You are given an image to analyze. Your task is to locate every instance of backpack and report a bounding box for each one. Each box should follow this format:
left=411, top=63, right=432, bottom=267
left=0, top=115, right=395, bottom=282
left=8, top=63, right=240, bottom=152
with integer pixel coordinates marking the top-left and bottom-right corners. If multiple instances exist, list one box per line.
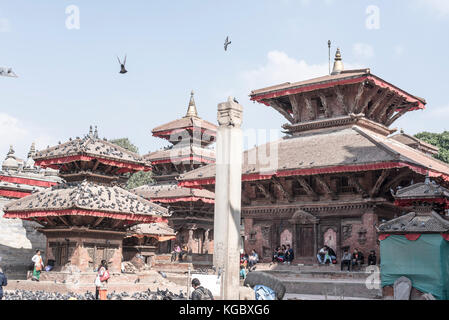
left=100, top=269, right=110, bottom=282
left=194, top=287, right=213, bottom=300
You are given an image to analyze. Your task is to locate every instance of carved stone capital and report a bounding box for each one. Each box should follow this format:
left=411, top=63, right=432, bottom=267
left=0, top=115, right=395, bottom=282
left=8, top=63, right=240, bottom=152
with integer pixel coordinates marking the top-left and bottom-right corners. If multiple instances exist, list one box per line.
left=217, top=97, right=243, bottom=128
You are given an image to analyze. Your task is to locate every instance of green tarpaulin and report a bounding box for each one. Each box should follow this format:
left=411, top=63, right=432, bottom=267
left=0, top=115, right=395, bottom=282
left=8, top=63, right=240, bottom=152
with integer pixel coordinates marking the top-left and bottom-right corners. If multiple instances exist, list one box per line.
left=380, top=234, right=449, bottom=300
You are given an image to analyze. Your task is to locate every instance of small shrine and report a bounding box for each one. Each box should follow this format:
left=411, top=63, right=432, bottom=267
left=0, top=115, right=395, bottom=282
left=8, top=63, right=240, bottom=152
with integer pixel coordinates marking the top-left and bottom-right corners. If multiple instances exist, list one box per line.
left=378, top=176, right=449, bottom=300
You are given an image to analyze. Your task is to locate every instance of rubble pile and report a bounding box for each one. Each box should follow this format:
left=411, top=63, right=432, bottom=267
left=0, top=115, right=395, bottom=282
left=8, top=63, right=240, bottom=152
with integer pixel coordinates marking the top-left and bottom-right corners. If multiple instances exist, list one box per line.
left=4, top=288, right=186, bottom=300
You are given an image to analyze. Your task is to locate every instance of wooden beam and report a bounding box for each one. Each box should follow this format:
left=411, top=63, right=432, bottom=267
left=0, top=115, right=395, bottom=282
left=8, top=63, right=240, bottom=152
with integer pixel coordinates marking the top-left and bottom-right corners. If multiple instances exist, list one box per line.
left=315, top=175, right=338, bottom=200
left=370, top=170, right=390, bottom=198
left=58, top=216, right=70, bottom=227
left=367, top=89, right=391, bottom=118
left=296, top=176, right=319, bottom=201
left=358, top=86, right=380, bottom=115
left=318, top=93, right=332, bottom=118
left=348, top=175, right=369, bottom=198
left=272, top=176, right=294, bottom=202
left=111, top=220, right=123, bottom=228
left=381, top=170, right=411, bottom=194
left=352, top=82, right=366, bottom=114
left=334, top=86, right=348, bottom=114
left=374, top=94, right=399, bottom=123
left=255, top=182, right=276, bottom=203
left=288, top=94, right=302, bottom=123
left=92, top=159, right=100, bottom=171
left=269, top=100, right=295, bottom=124
left=45, top=217, right=56, bottom=226
left=302, top=94, right=315, bottom=120
left=386, top=104, right=414, bottom=127
left=92, top=217, right=105, bottom=228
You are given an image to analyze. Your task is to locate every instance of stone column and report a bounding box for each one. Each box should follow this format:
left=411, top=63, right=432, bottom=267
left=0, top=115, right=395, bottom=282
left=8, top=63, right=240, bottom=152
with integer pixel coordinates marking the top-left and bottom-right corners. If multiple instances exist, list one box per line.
left=213, top=97, right=243, bottom=300
left=203, top=229, right=210, bottom=254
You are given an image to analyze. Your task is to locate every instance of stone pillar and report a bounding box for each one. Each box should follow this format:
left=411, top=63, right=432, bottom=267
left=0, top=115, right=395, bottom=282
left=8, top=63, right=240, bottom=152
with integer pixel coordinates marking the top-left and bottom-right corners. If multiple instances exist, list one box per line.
left=203, top=229, right=210, bottom=254
left=213, top=97, right=243, bottom=300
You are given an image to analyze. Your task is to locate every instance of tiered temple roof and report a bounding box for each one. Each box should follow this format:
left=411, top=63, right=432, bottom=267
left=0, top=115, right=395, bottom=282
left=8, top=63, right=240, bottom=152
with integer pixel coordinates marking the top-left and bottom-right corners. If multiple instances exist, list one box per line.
left=133, top=92, right=217, bottom=253
left=0, top=144, right=61, bottom=199
left=178, top=51, right=449, bottom=191
left=3, top=127, right=168, bottom=229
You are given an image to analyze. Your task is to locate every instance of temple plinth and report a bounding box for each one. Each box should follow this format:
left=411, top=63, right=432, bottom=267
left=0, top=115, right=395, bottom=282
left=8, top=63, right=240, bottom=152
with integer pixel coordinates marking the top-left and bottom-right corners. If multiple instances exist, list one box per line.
left=3, top=127, right=168, bottom=272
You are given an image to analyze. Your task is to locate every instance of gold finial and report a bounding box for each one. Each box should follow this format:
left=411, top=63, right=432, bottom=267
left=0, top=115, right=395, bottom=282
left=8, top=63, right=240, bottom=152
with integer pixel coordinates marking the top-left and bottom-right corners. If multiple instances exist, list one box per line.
left=331, top=48, right=344, bottom=75
left=185, top=90, right=199, bottom=118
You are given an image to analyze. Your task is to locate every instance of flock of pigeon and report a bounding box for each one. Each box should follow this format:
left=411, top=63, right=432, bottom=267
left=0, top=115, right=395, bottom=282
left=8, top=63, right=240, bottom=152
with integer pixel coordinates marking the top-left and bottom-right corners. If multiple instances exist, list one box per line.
left=3, top=288, right=186, bottom=300
left=7, top=180, right=165, bottom=217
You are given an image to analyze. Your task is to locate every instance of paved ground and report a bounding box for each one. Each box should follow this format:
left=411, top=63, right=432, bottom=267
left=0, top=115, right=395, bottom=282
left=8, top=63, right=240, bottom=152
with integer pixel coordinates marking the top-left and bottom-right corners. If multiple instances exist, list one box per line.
left=283, top=293, right=372, bottom=300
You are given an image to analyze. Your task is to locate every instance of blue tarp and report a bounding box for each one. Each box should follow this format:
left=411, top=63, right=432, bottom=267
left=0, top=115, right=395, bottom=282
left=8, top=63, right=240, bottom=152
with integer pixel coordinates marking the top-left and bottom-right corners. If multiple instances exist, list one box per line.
left=380, top=234, right=449, bottom=300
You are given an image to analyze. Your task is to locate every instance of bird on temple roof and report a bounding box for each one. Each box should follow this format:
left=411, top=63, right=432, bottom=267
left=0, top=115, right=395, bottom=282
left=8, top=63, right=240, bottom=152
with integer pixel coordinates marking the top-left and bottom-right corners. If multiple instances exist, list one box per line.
left=117, top=55, right=128, bottom=74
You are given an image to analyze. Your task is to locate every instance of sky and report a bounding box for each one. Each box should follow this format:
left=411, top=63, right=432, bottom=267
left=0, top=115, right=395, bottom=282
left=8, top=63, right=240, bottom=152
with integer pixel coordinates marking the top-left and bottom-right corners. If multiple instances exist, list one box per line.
left=0, top=0, right=448, bottom=159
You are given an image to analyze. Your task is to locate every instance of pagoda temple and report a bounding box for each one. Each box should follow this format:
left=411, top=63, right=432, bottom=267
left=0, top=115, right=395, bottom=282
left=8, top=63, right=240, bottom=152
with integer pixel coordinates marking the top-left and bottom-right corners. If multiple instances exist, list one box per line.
left=133, top=91, right=216, bottom=257
left=179, top=49, right=449, bottom=263
left=0, top=144, right=61, bottom=278
left=2, top=127, right=169, bottom=272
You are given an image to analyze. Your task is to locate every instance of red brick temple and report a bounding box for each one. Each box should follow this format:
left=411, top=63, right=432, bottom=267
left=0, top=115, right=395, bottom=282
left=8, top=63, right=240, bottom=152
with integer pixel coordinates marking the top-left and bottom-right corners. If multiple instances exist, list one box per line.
left=3, top=127, right=169, bottom=272
left=133, top=91, right=216, bottom=256
left=179, top=50, right=449, bottom=263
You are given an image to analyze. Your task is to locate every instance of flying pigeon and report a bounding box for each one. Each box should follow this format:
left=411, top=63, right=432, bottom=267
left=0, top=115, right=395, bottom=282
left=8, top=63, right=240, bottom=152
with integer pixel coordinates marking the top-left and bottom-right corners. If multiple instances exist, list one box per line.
left=117, top=55, right=128, bottom=74
left=224, top=36, right=231, bottom=51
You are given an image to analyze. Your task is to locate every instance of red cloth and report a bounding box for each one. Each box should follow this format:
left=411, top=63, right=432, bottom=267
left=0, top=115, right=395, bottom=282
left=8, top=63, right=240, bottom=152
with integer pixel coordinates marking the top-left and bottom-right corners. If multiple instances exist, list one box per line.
left=405, top=234, right=421, bottom=241
left=441, top=234, right=449, bottom=241
left=379, top=234, right=390, bottom=241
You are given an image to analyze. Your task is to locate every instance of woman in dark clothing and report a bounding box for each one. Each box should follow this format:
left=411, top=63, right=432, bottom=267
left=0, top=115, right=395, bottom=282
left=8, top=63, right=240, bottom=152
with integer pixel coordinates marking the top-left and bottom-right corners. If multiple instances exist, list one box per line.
left=0, top=267, right=7, bottom=300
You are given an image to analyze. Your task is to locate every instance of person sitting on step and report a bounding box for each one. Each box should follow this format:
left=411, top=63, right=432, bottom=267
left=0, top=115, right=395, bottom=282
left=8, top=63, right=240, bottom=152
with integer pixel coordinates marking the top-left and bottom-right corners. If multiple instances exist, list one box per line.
left=351, top=248, right=365, bottom=270
left=341, top=249, right=352, bottom=271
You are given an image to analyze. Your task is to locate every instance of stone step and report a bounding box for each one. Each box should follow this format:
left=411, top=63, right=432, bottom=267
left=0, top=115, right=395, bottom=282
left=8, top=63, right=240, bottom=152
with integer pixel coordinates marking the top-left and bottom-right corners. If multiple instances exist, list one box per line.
left=277, top=277, right=382, bottom=299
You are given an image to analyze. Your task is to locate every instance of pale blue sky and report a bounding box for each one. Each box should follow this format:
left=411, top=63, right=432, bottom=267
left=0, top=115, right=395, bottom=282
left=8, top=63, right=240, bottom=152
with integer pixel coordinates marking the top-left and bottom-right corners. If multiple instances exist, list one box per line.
left=0, top=0, right=448, bottom=159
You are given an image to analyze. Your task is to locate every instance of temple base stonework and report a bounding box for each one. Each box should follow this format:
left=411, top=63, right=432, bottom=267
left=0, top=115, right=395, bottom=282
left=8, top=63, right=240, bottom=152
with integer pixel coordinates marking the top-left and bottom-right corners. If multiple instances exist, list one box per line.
left=42, top=228, right=125, bottom=273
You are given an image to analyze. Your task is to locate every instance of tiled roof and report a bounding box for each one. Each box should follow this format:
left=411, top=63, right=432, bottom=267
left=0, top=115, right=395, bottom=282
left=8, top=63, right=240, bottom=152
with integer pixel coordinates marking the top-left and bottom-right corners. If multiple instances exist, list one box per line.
left=34, top=135, right=149, bottom=166
left=178, top=126, right=449, bottom=183
left=127, top=222, right=176, bottom=236
left=395, top=181, right=449, bottom=200
left=144, top=146, right=215, bottom=162
left=133, top=183, right=214, bottom=200
left=378, top=211, right=449, bottom=233
left=390, top=133, right=439, bottom=154
left=4, top=181, right=169, bottom=217
left=152, top=116, right=217, bottom=136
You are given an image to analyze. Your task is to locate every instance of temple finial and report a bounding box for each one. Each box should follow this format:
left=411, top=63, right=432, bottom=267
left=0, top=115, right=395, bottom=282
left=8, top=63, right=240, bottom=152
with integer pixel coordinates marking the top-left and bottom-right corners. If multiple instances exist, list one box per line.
left=331, top=48, right=344, bottom=75
left=185, top=90, right=199, bottom=118
left=89, top=125, right=93, bottom=137
left=28, top=142, right=36, bottom=158
left=94, top=126, right=98, bottom=139
left=7, top=145, right=14, bottom=157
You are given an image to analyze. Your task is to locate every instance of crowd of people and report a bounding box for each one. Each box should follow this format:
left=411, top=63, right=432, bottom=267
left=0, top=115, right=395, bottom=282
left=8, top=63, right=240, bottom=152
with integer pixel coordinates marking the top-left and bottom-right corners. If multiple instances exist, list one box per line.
left=272, top=245, right=294, bottom=264
left=239, top=249, right=260, bottom=279
left=316, top=246, right=377, bottom=271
